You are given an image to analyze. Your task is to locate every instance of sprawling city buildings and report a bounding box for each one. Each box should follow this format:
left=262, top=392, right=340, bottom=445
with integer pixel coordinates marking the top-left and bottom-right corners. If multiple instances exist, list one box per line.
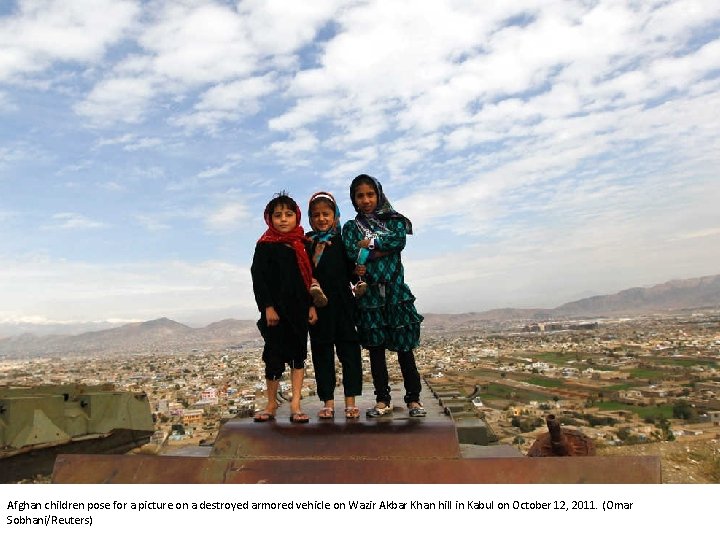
left=2, top=311, right=719, bottom=458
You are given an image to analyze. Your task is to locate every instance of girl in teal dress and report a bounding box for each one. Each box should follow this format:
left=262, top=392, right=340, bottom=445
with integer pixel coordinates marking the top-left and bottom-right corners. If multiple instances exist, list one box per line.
left=341, top=174, right=426, bottom=418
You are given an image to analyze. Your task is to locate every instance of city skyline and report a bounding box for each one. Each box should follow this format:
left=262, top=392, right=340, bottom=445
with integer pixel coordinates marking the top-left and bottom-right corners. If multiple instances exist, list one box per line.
left=1, top=1, right=719, bottom=328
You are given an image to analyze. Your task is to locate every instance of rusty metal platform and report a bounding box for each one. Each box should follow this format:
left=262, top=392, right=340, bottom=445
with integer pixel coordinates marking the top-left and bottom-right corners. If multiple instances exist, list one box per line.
left=51, top=383, right=662, bottom=483
left=51, top=454, right=660, bottom=483
left=211, top=397, right=460, bottom=459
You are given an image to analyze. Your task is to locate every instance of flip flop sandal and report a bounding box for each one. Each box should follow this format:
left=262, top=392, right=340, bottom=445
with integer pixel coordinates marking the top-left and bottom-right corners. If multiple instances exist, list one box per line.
left=366, top=403, right=392, bottom=417
left=290, top=412, right=310, bottom=423
left=318, top=407, right=335, bottom=419
left=408, top=405, right=427, bottom=418
left=344, top=406, right=360, bottom=419
left=253, top=411, right=276, bottom=422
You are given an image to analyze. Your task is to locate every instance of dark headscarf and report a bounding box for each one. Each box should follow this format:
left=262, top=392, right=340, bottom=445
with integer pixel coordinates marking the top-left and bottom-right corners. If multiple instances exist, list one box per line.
left=349, top=174, right=413, bottom=234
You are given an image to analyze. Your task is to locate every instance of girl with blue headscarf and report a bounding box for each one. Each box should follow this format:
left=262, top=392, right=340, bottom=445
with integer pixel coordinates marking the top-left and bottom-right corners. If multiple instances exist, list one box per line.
left=342, top=174, right=425, bottom=418
left=306, top=192, right=363, bottom=419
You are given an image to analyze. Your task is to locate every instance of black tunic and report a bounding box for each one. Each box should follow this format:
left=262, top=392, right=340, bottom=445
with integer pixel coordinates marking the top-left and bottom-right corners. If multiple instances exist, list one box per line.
left=306, top=233, right=360, bottom=345
left=251, top=242, right=311, bottom=362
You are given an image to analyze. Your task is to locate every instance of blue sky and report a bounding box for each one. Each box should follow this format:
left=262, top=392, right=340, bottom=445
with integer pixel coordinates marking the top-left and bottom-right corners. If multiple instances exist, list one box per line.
left=1, top=0, right=719, bottom=332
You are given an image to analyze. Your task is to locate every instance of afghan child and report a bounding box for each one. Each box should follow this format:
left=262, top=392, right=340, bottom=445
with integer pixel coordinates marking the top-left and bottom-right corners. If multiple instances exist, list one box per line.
left=341, top=174, right=426, bottom=418
left=306, top=192, right=363, bottom=419
left=251, top=192, right=318, bottom=423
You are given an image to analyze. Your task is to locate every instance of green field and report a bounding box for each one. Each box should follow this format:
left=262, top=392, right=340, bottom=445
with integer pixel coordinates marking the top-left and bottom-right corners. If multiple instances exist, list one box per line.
left=603, top=382, right=635, bottom=391
left=482, top=382, right=556, bottom=402
left=627, top=368, right=667, bottom=380
left=526, top=352, right=577, bottom=366
left=596, top=401, right=674, bottom=420
left=525, top=376, right=565, bottom=388
left=640, top=355, right=719, bottom=368
left=587, top=364, right=617, bottom=371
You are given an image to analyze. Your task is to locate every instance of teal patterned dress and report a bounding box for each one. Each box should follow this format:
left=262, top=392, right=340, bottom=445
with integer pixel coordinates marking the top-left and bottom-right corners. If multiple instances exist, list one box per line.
left=342, top=218, right=423, bottom=351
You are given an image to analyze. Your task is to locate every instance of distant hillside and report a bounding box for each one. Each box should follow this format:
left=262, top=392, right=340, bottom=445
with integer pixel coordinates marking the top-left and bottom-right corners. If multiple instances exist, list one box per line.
left=1, top=274, right=718, bottom=357
left=0, top=318, right=262, bottom=358
left=422, top=274, right=720, bottom=324
left=553, top=274, right=720, bottom=316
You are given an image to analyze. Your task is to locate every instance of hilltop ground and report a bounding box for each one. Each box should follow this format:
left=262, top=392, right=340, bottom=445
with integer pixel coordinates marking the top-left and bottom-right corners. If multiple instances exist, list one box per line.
left=597, top=434, right=720, bottom=483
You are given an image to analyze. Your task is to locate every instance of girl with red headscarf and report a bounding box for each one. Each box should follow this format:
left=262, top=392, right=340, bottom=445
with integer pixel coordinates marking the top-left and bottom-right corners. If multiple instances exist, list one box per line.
left=251, top=191, right=319, bottom=423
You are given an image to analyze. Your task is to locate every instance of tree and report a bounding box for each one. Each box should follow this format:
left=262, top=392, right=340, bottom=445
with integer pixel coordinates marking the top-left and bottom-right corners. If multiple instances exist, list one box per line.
left=658, top=417, right=672, bottom=440
left=673, top=400, right=697, bottom=421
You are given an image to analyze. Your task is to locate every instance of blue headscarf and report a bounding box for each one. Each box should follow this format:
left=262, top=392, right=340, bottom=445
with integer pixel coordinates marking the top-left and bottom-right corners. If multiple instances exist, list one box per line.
left=306, top=191, right=340, bottom=267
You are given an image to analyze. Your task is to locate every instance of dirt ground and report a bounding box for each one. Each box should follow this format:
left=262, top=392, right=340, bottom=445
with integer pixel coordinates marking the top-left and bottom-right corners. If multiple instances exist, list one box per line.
left=597, top=435, right=720, bottom=483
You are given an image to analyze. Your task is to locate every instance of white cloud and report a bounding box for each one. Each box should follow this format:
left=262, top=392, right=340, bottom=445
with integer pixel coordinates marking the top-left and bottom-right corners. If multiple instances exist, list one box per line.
left=198, top=162, right=234, bottom=179
left=95, top=133, right=164, bottom=151
left=124, top=137, right=163, bottom=151
left=98, top=181, right=125, bottom=192
left=49, top=213, right=107, bottom=230
left=323, top=146, right=379, bottom=184
left=195, top=76, right=276, bottom=111
left=675, top=227, right=720, bottom=240
left=95, top=133, right=136, bottom=147
left=139, top=2, right=255, bottom=85
left=205, top=200, right=250, bottom=230
left=0, top=257, right=256, bottom=322
left=645, top=0, right=720, bottom=44
left=237, top=0, right=339, bottom=55
left=269, top=128, right=318, bottom=157
left=172, top=75, right=276, bottom=131
left=0, top=142, right=35, bottom=168
left=0, top=0, right=139, bottom=81
left=74, top=0, right=338, bottom=126
left=263, top=0, right=720, bottom=178
left=74, top=76, right=156, bottom=124
left=134, top=214, right=170, bottom=232
left=649, top=38, right=720, bottom=88
left=0, top=90, right=16, bottom=112
left=268, top=96, right=336, bottom=131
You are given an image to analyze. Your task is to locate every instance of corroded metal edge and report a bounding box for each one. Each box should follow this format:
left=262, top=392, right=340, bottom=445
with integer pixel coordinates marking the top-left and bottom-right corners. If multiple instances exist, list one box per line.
left=52, top=454, right=661, bottom=484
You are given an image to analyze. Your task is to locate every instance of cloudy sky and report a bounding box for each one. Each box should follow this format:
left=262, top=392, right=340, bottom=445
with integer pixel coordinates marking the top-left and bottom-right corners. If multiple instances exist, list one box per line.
left=1, top=0, right=719, bottom=332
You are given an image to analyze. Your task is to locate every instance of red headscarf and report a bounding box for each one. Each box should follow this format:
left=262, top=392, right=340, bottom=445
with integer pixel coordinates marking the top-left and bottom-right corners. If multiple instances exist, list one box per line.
left=257, top=204, right=313, bottom=290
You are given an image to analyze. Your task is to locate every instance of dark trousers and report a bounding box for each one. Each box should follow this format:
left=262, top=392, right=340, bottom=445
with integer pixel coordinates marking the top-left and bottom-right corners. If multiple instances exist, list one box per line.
left=368, top=346, right=421, bottom=405
left=311, top=340, right=363, bottom=402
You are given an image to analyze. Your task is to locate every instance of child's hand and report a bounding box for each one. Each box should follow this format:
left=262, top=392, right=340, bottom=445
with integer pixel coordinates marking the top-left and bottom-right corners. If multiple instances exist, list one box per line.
left=265, top=306, right=280, bottom=326
left=308, top=306, right=318, bottom=325
left=357, top=239, right=371, bottom=248
left=355, top=264, right=366, bottom=277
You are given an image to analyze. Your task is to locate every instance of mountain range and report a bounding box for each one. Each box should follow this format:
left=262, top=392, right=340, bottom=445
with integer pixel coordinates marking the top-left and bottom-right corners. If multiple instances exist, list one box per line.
left=1, top=273, right=718, bottom=358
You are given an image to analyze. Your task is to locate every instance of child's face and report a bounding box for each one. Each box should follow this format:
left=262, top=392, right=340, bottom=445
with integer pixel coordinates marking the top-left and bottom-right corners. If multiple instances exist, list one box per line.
left=309, top=201, right=334, bottom=232
left=353, top=182, right=378, bottom=213
left=270, top=204, right=298, bottom=233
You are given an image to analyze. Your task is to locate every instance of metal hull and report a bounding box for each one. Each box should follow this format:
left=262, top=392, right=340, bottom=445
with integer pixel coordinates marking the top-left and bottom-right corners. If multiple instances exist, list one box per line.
left=1, top=384, right=154, bottom=483
left=2, top=428, right=152, bottom=483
